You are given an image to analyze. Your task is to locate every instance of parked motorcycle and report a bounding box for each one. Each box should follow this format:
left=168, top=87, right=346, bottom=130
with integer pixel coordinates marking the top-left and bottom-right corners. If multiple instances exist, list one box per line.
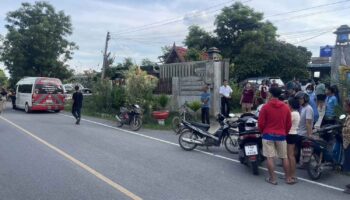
left=234, top=113, right=263, bottom=175
left=115, top=104, right=143, bottom=131
left=178, top=113, right=238, bottom=153
left=301, top=115, right=345, bottom=180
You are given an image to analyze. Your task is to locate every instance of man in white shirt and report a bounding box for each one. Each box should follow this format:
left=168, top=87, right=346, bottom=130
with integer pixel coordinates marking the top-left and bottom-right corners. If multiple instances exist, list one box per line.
left=219, top=79, right=233, bottom=117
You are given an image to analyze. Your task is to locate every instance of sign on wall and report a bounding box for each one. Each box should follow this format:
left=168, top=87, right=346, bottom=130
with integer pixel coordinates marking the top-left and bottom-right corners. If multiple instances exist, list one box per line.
left=320, top=45, right=334, bottom=57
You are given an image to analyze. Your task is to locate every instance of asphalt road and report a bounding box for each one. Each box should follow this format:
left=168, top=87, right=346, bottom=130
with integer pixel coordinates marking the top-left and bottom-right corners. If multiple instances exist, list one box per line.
left=0, top=104, right=349, bottom=200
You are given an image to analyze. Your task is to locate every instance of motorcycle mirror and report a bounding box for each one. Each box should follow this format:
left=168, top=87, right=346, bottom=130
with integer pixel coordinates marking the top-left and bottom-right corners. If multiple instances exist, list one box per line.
left=339, top=114, right=346, bottom=120
left=229, top=113, right=235, bottom=118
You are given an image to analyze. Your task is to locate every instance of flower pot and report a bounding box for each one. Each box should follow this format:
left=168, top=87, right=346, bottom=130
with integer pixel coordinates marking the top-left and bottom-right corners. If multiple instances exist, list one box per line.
left=152, top=111, right=170, bottom=125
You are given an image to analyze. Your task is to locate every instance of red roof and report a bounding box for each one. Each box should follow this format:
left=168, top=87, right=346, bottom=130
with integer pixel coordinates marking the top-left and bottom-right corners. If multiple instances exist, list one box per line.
left=165, top=43, right=208, bottom=64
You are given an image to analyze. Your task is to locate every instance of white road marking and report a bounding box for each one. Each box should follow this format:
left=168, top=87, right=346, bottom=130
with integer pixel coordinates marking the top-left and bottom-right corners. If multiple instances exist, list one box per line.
left=60, top=114, right=344, bottom=192
left=0, top=116, right=142, bottom=200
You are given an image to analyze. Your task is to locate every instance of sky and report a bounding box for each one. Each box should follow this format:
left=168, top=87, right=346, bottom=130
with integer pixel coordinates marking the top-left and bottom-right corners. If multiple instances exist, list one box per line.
left=0, top=0, right=350, bottom=75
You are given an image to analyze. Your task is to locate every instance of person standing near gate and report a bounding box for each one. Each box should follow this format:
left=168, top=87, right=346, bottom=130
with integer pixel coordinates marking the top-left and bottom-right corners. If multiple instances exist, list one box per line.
left=72, top=85, right=83, bottom=125
left=201, top=85, right=210, bottom=124
left=219, top=79, right=232, bottom=117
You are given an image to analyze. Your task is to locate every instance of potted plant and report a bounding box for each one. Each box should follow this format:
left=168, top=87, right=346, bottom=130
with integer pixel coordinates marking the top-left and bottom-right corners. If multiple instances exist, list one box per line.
left=152, top=94, right=170, bottom=125
left=187, top=101, right=202, bottom=120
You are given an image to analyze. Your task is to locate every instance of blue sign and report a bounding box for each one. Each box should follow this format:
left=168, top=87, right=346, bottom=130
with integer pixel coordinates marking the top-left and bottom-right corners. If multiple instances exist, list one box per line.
left=320, top=45, right=333, bottom=57
left=340, top=34, right=349, bottom=42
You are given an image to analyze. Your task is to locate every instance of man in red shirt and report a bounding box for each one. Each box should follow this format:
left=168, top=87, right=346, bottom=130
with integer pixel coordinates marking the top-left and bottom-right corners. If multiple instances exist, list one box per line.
left=258, top=87, right=292, bottom=185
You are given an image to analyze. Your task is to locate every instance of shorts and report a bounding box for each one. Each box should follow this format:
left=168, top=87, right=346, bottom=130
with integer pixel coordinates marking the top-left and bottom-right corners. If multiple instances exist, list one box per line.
left=286, top=134, right=298, bottom=144
left=316, top=94, right=326, bottom=102
left=242, top=103, right=253, bottom=109
left=262, top=139, right=287, bottom=159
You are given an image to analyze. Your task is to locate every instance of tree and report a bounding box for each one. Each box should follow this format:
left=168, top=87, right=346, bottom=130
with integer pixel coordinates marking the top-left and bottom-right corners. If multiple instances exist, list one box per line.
left=182, top=2, right=311, bottom=81
left=141, top=58, right=156, bottom=66
left=184, top=48, right=203, bottom=62
left=0, top=69, right=8, bottom=86
left=214, top=2, right=277, bottom=60
left=184, top=25, right=217, bottom=50
left=0, top=2, right=77, bottom=86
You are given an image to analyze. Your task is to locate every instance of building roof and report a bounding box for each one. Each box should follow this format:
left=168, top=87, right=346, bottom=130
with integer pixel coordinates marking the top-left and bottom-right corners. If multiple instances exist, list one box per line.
left=164, top=43, right=209, bottom=64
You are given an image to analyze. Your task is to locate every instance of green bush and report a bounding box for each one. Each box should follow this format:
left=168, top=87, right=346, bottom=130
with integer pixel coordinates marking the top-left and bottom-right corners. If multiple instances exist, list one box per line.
left=126, top=67, right=158, bottom=108
left=158, top=94, right=169, bottom=110
left=188, top=101, right=202, bottom=112
left=229, top=81, right=243, bottom=110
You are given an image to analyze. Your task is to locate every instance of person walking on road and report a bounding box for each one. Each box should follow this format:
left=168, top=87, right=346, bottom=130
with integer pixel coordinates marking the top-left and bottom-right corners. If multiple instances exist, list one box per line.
left=219, top=79, right=232, bottom=117
left=200, top=85, right=210, bottom=124
left=286, top=97, right=300, bottom=183
left=240, top=83, right=255, bottom=113
left=72, top=85, right=83, bottom=125
left=258, top=87, right=292, bottom=185
left=342, top=98, right=350, bottom=194
left=0, top=87, right=8, bottom=114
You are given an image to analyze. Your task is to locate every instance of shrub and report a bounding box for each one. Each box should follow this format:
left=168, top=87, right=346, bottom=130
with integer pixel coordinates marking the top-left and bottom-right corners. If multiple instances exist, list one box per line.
left=229, top=81, right=243, bottom=110
left=126, top=67, right=158, bottom=108
left=188, top=101, right=202, bottom=112
left=158, top=94, right=169, bottom=110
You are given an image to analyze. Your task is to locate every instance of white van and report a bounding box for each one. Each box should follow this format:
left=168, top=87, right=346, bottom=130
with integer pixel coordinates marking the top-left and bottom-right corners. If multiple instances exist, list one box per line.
left=15, top=77, right=65, bottom=113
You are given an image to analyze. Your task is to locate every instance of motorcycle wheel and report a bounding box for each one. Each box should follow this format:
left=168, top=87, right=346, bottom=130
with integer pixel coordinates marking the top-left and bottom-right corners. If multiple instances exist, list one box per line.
left=224, top=134, right=239, bottom=154
left=116, top=114, right=124, bottom=127
left=307, top=153, right=322, bottom=180
left=130, top=117, right=142, bottom=131
left=179, top=130, right=198, bottom=151
left=251, top=161, right=259, bottom=175
left=171, top=116, right=181, bottom=134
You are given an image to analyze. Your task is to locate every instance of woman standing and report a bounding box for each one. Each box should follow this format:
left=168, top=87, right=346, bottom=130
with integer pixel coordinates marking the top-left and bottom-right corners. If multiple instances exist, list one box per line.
left=259, top=80, right=269, bottom=103
left=342, top=98, right=350, bottom=194
left=286, top=97, right=300, bottom=184
left=240, top=83, right=255, bottom=113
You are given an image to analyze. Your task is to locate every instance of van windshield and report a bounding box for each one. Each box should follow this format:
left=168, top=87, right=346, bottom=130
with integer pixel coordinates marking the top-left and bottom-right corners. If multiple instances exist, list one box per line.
left=35, top=84, right=63, bottom=94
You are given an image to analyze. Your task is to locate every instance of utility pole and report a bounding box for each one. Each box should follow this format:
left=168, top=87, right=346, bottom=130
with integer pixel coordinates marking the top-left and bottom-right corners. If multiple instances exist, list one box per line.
left=101, top=31, right=110, bottom=80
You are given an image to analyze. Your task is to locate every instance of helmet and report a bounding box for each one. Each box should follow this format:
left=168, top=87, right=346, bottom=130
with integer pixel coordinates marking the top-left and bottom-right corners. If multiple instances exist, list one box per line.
left=286, top=81, right=298, bottom=91
left=245, top=118, right=257, bottom=130
left=295, top=91, right=310, bottom=103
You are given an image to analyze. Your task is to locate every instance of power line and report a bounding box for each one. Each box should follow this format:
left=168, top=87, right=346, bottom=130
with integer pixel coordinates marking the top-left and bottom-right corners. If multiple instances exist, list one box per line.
left=292, top=30, right=332, bottom=45
left=111, top=0, right=243, bottom=36
left=265, top=0, right=350, bottom=17
left=112, top=0, right=349, bottom=40
left=272, top=5, right=350, bottom=23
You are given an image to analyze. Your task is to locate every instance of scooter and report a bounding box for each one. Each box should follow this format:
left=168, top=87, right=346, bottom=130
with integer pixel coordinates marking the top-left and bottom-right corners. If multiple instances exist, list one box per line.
left=302, top=115, right=345, bottom=180
left=234, top=113, right=264, bottom=175
left=178, top=114, right=238, bottom=153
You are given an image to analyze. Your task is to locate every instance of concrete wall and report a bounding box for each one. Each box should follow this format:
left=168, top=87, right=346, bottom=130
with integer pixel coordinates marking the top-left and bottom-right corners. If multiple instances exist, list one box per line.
left=167, top=60, right=229, bottom=116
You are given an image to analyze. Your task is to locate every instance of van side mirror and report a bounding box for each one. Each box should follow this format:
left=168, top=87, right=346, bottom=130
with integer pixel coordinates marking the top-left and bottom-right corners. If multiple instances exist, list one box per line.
left=339, top=114, right=346, bottom=120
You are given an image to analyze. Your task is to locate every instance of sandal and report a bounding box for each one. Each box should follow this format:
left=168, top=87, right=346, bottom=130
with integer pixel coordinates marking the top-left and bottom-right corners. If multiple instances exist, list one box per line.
left=265, top=177, right=278, bottom=185
left=286, top=178, right=298, bottom=185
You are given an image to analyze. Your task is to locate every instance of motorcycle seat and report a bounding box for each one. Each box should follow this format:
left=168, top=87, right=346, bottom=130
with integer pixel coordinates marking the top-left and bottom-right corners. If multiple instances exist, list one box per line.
left=190, top=121, right=210, bottom=129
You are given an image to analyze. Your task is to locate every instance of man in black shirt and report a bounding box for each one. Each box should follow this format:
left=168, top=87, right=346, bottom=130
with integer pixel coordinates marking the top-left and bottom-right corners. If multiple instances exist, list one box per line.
left=72, top=85, right=83, bottom=125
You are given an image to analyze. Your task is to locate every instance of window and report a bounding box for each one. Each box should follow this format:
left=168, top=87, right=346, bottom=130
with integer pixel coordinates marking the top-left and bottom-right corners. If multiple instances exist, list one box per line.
left=18, top=84, right=33, bottom=93
left=35, top=84, right=63, bottom=94
left=314, top=71, right=320, bottom=78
